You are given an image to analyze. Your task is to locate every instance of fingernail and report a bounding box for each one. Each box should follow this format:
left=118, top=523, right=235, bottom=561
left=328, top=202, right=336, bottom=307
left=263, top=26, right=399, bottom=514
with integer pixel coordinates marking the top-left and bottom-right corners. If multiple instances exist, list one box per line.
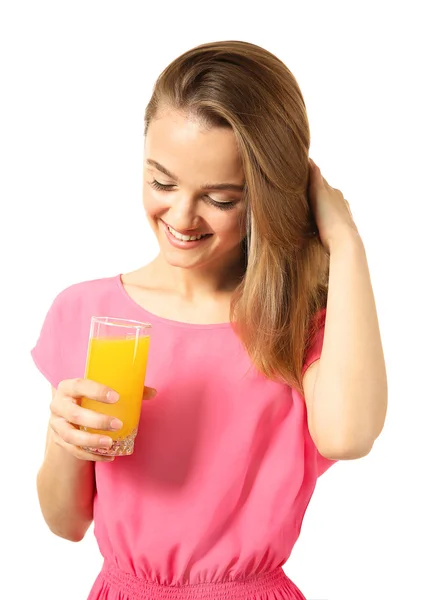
left=107, top=390, right=119, bottom=402
left=100, top=437, right=113, bottom=448
left=110, top=418, right=123, bottom=431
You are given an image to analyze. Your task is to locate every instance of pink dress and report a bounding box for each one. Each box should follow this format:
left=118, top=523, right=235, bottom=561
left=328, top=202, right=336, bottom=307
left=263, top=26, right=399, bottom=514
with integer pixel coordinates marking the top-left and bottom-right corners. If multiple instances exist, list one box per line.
left=31, top=274, right=337, bottom=600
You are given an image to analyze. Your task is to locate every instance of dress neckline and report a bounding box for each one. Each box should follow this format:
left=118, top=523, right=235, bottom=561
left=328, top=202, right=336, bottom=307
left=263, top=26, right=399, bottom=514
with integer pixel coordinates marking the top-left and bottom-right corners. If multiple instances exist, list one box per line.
left=114, top=273, right=233, bottom=330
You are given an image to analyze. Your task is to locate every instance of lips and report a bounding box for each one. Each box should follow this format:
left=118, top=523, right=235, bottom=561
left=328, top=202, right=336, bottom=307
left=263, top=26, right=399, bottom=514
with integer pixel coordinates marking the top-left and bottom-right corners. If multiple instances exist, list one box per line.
left=161, top=219, right=212, bottom=239
left=160, top=218, right=213, bottom=250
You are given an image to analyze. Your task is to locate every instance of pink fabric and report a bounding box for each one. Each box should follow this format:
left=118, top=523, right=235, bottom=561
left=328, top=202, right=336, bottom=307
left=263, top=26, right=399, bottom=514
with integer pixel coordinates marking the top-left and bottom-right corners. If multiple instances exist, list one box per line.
left=31, top=274, right=337, bottom=600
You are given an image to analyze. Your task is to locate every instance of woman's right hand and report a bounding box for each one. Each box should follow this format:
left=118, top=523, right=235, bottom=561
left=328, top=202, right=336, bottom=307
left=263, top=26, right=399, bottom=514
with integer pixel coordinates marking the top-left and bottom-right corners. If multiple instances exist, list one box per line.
left=49, top=378, right=156, bottom=462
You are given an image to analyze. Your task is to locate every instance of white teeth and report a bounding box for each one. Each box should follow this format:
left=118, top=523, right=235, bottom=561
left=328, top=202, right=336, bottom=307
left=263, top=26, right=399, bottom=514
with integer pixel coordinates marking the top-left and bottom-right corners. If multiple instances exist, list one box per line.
left=167, top=224, right=206, bottom=242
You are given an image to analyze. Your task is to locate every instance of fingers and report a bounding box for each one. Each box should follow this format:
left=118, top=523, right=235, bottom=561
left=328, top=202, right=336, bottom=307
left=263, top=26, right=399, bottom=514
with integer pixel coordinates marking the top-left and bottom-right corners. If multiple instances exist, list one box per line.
left=49, top=378, right=124, bottom=460
left=308, top=158, right=324, bottom=186
left=50, top=415, right=114, bottom=449
left=57, top=378, right=157, bottom=403
left=49, top=424, right=115, bottom=462
left=309, top=157, right=320, bottom=172
left=53, top=399, right=123, bottom=432
left=48, top=378, right=157, bottom=462
left=58, top=378, right=120, bottom=404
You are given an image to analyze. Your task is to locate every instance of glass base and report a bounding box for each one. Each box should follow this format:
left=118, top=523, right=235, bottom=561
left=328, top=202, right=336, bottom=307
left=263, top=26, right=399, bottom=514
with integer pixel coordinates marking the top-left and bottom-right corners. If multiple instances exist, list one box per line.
left=82, top=427, right=138, bottom=457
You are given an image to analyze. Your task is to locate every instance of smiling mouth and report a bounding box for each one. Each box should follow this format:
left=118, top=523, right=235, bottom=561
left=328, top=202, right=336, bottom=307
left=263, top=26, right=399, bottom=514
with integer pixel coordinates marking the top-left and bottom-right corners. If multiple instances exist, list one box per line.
left=162, top=220, right=213, bottom=242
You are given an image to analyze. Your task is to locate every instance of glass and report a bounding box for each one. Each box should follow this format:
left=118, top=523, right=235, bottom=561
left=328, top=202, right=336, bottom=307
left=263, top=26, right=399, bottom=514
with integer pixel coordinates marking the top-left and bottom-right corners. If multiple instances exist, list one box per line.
left=80, top=316, right=152, bottom=456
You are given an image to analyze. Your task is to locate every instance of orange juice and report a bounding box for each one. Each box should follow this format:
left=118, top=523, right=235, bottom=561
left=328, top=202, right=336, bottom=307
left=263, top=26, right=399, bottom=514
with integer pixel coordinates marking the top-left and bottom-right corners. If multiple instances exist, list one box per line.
left=81, top=334, right=150, bottom=451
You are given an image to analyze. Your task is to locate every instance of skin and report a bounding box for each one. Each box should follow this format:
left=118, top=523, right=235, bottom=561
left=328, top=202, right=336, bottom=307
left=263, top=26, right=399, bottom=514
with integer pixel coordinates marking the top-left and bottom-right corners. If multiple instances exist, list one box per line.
left=122, top=109, right=248, bottom=325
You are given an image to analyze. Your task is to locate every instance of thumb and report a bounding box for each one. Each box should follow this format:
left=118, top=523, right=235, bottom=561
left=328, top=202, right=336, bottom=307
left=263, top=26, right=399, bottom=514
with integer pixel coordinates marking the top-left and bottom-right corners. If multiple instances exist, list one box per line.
left=143, top=386, right=157, bottom=400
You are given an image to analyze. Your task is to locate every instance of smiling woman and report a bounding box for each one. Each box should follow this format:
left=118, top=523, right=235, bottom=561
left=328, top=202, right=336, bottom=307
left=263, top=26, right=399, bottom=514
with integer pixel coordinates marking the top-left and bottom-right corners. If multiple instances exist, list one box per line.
left=140, top=42, right=328, bottom=394
left=29, top=39, right=384, bottom=600
left=142, top=112, right=248, bottom=271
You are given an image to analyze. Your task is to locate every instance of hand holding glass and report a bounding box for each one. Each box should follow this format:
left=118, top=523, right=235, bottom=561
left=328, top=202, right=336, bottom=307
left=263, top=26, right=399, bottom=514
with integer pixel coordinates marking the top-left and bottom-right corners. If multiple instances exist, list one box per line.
left=80, top=317, right=152, bottom=456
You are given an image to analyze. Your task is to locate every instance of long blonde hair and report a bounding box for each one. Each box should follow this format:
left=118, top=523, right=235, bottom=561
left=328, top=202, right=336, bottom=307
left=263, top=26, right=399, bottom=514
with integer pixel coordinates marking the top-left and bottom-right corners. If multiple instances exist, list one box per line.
left=144, top=41, right=329, bottom=396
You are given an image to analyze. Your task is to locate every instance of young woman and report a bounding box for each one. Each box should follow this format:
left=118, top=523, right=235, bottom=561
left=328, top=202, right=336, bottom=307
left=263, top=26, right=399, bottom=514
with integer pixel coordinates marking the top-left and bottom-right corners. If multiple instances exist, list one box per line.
left=32, top=40, right=387, bottom=600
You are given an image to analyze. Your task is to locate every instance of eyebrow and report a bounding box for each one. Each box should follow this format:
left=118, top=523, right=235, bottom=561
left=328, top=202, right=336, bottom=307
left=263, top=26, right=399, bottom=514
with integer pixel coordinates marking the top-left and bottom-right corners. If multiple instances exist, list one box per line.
left=146, top=159, right=245, bottom=192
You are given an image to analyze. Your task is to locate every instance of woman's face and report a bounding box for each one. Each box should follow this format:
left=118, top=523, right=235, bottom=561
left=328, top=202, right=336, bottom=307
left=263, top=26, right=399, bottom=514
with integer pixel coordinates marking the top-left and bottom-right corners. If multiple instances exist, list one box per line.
left=143, top=109, right=247, bottom=271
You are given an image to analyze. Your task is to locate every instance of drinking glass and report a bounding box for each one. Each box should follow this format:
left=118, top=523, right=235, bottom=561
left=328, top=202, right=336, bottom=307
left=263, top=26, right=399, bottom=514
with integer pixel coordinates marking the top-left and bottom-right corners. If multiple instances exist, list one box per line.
left=80, top=316, right=152, bottom=456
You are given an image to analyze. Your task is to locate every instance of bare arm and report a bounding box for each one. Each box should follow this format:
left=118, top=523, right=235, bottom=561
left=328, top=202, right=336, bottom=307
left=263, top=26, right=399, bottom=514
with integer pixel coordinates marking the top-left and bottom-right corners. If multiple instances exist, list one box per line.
left=303, top=231, right=388, bottom=459
left=37, top=438, right=96, bottom=541
left=36, top=388, right=96, bottom=542
left=36, top=381, right=120, bottom=542
left=36, top=379, right=156, bottom=541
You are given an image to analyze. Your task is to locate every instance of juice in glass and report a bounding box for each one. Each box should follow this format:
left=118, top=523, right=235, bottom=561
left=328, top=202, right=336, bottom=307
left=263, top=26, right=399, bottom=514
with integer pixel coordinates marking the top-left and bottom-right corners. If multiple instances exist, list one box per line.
left=80, top=317, right=151, bottom=456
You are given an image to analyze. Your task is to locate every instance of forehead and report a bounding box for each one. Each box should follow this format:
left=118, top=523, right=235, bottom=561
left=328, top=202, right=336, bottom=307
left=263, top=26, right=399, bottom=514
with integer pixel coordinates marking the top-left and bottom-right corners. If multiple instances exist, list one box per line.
left=144, top=110, right=244, bottom=183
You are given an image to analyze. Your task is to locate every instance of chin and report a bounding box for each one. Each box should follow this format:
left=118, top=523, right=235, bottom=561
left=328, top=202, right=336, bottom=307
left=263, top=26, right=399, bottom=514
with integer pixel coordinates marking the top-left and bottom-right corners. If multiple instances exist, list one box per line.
left=160, top=248, right=209, bottom=270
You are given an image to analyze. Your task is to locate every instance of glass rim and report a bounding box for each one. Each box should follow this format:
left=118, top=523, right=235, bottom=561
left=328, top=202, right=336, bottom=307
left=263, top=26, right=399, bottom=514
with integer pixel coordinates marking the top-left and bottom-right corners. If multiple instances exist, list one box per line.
left=91, top=316, right=152, bottom=329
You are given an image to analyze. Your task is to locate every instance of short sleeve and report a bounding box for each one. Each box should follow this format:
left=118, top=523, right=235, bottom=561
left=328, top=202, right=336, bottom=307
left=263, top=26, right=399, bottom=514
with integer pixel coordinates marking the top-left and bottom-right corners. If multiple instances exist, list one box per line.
left=30, top=286, right=88, bottom=389
left=302, top=307, right=338, bottom=476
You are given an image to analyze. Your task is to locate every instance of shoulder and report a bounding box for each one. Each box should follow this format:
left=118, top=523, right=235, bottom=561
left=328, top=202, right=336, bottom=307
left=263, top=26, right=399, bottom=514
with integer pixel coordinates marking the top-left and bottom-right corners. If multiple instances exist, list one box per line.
left=50, top=274, right=118, bottom=311
left=39, top=275, right=119, bottom=338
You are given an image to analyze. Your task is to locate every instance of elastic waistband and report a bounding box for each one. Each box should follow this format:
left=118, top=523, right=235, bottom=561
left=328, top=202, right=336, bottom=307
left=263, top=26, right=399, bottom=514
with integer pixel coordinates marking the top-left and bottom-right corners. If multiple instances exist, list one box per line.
left=100, top=560, right=290, bottom=599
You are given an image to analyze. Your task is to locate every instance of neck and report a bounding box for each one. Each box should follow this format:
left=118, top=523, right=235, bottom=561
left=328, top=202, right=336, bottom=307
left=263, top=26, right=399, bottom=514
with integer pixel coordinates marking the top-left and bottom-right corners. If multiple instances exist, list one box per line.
left=150, top=250, right=246, bottom=300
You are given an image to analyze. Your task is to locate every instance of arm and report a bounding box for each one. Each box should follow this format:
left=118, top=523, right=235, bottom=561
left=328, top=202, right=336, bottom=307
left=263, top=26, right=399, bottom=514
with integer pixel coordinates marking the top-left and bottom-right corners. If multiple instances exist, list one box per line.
left=36, top=380, right=155, bottom=541
left=36, top=387, right=96, bottom=542
left=303, top=230, right=388, bottom=459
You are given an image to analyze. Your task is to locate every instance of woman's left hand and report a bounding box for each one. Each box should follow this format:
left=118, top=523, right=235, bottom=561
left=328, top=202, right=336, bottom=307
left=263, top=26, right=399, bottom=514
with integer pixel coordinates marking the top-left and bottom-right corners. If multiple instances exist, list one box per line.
left=308, top=158, right=360, bottom=252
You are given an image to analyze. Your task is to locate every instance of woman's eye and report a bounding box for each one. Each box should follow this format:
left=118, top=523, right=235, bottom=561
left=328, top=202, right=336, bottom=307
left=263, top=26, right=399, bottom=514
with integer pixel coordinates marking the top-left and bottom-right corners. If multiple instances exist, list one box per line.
left=150, top=179, right=175, bottom=191
left=149, top=179, right=236, bottom=211
left=205, top=196, right=236, bottom=211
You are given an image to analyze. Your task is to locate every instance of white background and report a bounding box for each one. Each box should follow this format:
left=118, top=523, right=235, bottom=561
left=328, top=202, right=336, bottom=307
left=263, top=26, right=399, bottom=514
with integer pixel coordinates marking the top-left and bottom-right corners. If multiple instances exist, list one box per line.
left=1, top=1, right=420, bottom=599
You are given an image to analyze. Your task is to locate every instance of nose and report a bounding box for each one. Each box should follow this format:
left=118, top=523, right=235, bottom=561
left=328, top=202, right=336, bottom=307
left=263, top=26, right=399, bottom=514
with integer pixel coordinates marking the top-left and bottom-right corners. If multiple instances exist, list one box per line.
left=167, top=193, right=201, bottom=231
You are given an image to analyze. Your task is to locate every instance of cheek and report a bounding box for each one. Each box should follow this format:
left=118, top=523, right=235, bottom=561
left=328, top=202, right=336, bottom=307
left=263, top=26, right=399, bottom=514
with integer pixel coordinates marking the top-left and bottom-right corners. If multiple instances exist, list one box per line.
left=143, top=186, right=166, bottom=217
left=212, top=210, right=247, bottom=241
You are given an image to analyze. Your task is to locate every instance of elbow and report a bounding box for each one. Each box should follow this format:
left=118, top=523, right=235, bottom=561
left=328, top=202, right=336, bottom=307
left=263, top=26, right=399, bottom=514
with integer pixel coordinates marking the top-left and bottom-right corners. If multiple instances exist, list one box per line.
left=38, top=497, right=92, bottom=542
left=312, top=421, right=376, bottom=460
left=36, top=474, right=93, bottom=543
left=310, top=399, right=385, bottom=461
left=320, top=445, right=372, bottom=461
left=317, top=437, right=375, bottom=461
left=46, top=520, right=91, bottom=542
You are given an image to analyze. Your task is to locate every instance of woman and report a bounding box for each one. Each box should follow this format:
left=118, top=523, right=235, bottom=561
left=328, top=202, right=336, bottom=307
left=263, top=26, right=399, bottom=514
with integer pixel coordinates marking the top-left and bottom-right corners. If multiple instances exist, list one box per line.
left=31, top=40, right=387, bottom=600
